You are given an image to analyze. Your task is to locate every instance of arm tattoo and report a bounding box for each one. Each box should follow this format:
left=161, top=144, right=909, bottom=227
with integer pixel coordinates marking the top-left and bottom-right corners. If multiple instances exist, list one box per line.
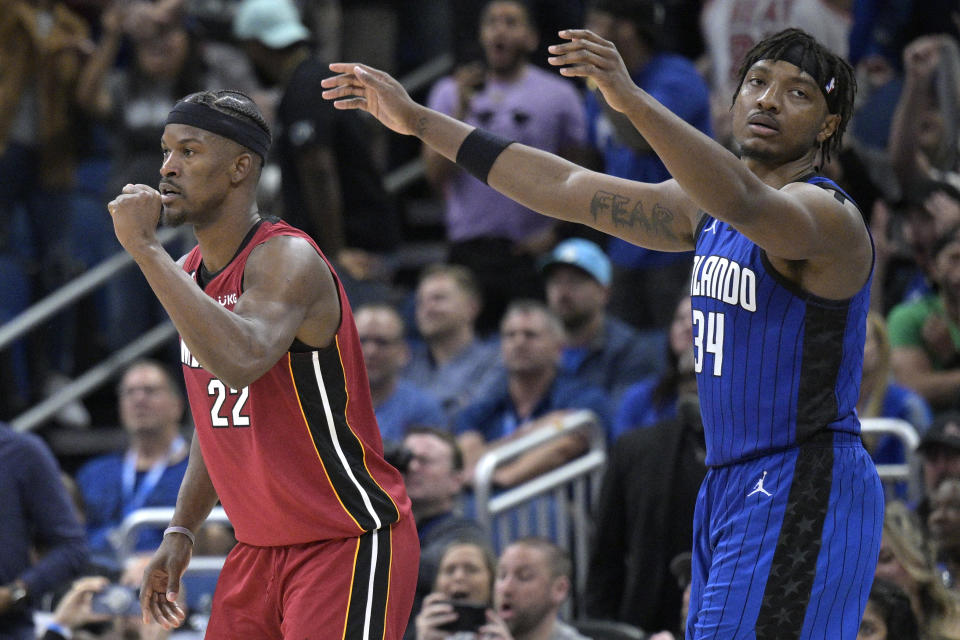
left=590, top=190, right=678, bottom=240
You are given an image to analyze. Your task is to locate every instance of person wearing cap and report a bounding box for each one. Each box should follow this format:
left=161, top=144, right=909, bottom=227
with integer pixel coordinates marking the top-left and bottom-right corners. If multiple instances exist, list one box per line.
left=106, top=90, right=418, bottom=638
left=323, top=22, right=880, bottom=639
left=232, top=0, right=401, bottom=280
left=889, top=223, right=960, bottom=411
left=542, top=236, right=665, bottom=406
left=453, top=300, right=609, bottom=488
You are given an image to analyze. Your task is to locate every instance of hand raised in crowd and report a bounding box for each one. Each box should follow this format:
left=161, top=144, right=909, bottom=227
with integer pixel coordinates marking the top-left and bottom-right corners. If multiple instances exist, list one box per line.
left=927, top=189, right=960, bottom=236
left=51, top=576, right=113, bottom=630
left=922, top=313, right=959, bottom=366
left=476, top=610, right=514, bottom=640
left=454, top=61, right=487, bottom=119
left=903, top=35, right=948, bottom=81
left=546, top=29, right=638, bottom=114
left=415, top=593, right=461, bottom=640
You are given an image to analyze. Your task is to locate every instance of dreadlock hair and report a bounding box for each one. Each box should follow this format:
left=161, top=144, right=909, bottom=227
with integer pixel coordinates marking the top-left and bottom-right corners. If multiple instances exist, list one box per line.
left=180, top=89, right=272, bottom=164
left=733, top=28, right=856, bottom=167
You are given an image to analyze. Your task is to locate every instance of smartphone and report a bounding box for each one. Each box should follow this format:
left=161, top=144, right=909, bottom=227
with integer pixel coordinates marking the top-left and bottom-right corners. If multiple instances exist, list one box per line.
left=90, top=584, right=142, bottom=617
left=437, top=601, right=488, bottom=632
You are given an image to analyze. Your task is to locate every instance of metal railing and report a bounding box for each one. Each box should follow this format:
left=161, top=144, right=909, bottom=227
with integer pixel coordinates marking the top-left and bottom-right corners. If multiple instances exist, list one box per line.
left=1, top=53, right=454, bottom=433
left=115, top=506, right=231, bottom=567
left=860, top=418, right=923, bottom=501
left=860, top=417, right=922, bottom=502
left=472, top=410, right=606, bottom=617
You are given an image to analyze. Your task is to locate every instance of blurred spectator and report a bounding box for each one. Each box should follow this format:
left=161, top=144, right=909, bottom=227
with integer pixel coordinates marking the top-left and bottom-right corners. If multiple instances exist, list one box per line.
left=611, top=294, right=692, bottom=441
left=403, top=427, right=487, bottom=629
left=929, top=477, right=960, bottom=591
left=492, top=537, right=590, bottom=640
left=0, top=0, right=90, bottom=410
left=585, top=353, right=704, bottom=635
left=888, top=223, right=960, bottom=411
left=75, top=360, right=188, bottom=568
left=414, top=541, right=497, bottom=640
left=449, top=0, right=584, bottom=69
left=356, top=305, right=446, bottom=443
left=542, top=237, right=665, bottom=403
left=583, top=0, right=709, bottom=332
left=404, top=264, right=503, bottom=419
left=77, top=3, right=258, bottom=195
left=849, top=0, right=960, bottom=81
left=859, top=311, right=932, bottom=468
left=454, top=300, right=608, bottom=488
left=857, top=578, right=921, bottom=640
left=234, top=0, right=403, bottom=285
left=423, top=0, right=588, bottom=335
left=870, top=182, right=960, bottom=315
left=915, top=413, right=960, bottom=522
left=76, top=2, right=260, bottom=352
left=877, top=500, right=960, bottom=638
left=0, top=421, right=87, bottom=640
left=889, top=35, right=960, bottom=199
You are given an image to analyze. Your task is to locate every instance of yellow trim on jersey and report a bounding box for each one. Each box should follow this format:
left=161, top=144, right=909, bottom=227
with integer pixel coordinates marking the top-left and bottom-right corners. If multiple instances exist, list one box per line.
left=342, top=535, right=362, bottom=640
left=286, top=352, right=364, bottom=532
left=333, top=335, right=402, bottom=519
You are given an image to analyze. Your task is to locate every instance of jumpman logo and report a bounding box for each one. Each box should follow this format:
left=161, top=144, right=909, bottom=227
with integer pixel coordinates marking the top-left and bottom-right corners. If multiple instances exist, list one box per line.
left=705, top=219, right=719, bottom=234
left=747, top=471, right=773, bottom=497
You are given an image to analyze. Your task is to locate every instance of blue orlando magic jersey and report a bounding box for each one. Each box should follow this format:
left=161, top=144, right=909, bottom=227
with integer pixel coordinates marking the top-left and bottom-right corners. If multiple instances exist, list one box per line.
left=691, top=176, right=873, bottom=467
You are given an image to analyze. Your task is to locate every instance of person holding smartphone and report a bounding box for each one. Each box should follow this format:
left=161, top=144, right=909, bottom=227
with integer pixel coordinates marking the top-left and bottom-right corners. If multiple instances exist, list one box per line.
left=415, top=542, right=500, bottom=640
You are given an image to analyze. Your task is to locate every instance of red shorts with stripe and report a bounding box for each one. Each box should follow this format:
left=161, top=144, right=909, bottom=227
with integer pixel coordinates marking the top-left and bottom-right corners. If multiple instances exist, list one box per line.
left=205, top=516, right=419, bottom=640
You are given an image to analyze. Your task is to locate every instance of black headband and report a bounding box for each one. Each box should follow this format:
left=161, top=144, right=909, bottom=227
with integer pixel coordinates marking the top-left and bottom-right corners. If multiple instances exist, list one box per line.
left=772, top=43, right=839, bottom=111
left=165, top=101, right=270, bottom=160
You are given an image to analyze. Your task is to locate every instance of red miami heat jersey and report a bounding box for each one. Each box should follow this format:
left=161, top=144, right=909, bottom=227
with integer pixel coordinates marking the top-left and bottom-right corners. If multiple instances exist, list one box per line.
left=179, top=218, right=411, bottom=546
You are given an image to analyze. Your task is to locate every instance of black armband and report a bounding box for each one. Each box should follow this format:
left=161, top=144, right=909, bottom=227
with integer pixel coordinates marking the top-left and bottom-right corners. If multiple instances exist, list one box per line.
left=455, top=128, right=515, bottom=185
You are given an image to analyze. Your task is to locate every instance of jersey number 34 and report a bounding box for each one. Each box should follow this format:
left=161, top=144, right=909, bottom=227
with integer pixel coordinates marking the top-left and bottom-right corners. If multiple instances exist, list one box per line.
left=693, top=310, right=724, bottom=377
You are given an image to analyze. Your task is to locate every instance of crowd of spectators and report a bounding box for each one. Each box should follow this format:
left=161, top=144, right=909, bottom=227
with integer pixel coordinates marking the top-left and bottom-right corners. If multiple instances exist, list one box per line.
left=4, top=0, right=960, bottom=637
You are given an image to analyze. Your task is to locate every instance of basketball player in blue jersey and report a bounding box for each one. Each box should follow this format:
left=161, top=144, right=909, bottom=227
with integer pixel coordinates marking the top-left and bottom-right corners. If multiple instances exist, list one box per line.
left=322, top=26, right=881, bottom=639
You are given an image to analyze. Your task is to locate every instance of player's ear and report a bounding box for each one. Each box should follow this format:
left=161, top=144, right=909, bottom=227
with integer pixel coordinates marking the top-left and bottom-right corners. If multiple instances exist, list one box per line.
left=817, top=113, right=840, bottom=144
left=231, top=152, right=254, bottom=184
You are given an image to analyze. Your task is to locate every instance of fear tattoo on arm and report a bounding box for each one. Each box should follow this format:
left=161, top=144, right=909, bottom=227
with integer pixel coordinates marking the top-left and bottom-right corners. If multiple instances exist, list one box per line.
left=590, top=190, right=678, bottom=240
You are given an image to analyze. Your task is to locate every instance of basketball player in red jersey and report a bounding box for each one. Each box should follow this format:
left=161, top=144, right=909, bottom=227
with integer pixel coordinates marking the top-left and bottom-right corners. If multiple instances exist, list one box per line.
left=106, top=89, right=419, bottom=639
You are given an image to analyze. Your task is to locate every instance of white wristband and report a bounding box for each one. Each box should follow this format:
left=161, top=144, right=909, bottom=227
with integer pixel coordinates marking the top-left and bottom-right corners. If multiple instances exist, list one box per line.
left=163, top=526, right=196, bottom=546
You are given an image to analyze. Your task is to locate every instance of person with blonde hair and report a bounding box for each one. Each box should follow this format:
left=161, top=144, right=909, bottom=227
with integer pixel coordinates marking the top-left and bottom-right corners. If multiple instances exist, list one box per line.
left=876, top=500, right=960, bottom=639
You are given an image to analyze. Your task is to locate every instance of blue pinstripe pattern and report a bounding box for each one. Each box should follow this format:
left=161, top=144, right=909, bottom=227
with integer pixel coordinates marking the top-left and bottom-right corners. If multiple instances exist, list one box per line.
left=686, top=176, right=883, bottom=638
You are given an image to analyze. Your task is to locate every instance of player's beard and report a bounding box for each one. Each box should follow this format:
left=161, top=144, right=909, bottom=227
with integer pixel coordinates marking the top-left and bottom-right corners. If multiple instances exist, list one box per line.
left=161, top=204, right=188, bottom=227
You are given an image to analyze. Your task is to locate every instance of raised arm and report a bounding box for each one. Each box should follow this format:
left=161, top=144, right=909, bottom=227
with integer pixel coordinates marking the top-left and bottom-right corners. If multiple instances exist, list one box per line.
left=321, top=64, right=698, bottom=253
left=108, top=186, right=340, bottom=390
left=546, top=30, right=871, bottom=296
left=889, top=36, right=945, bottom=192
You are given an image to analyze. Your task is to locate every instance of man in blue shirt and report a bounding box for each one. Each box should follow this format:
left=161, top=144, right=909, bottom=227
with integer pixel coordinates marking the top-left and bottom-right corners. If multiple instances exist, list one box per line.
left=454, top=300, right=609, bottom=487
left=356, top=304, right=447, bottom=443
left=76, top=360, right=188, bottom=568
left=0, top=422, right=87, bottom=639
left=584, top=0, right=712, bottom=332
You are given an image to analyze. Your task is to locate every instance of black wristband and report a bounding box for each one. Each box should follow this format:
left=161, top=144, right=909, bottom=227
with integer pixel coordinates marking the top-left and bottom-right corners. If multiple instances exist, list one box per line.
left=455, top=128, right=515, bottom=185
